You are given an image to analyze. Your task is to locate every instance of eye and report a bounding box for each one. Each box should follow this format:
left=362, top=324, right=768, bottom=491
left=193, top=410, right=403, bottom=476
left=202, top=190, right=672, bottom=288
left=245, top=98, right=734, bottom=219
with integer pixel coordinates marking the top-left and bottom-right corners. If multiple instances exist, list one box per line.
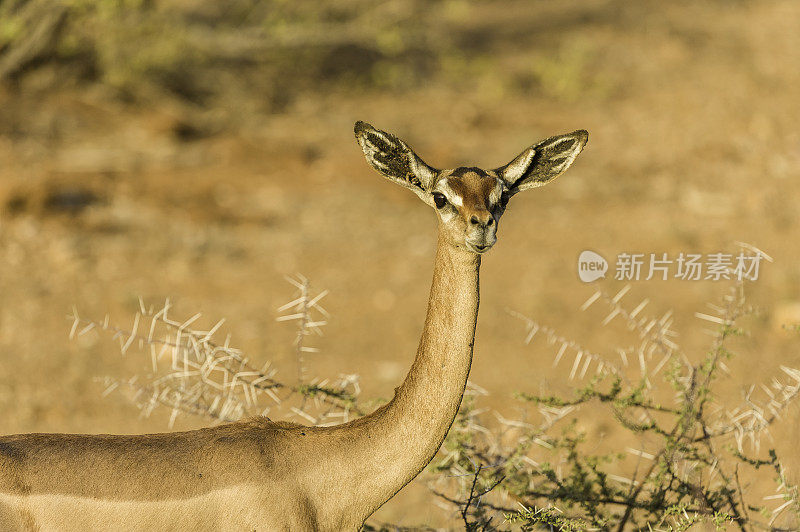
left=433, top=192, right=448, bottom=209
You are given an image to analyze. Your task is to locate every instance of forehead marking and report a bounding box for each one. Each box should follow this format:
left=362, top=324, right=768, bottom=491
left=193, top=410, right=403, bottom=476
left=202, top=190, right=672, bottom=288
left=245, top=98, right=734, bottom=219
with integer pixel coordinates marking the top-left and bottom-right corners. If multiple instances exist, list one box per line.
left=489, top=183, right=502, bottom=204
left=446, top=168, right=498, bottom=211
left=449, top=166, right=489, bottom=179
left=440, top=182, right=463, bottom=206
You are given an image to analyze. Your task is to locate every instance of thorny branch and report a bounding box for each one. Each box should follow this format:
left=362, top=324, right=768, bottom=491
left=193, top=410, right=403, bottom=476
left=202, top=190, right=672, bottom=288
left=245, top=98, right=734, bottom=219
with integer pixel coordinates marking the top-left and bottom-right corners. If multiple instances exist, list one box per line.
left=71, top=276, right=362, bottom=428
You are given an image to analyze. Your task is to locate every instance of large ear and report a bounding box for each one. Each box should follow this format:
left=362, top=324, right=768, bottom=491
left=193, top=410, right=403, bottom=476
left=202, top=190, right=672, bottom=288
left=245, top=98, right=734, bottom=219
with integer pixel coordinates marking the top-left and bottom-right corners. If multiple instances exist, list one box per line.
left=494, top=129, right=588, bottom=194
left=354, top=121, right=438, bottom=200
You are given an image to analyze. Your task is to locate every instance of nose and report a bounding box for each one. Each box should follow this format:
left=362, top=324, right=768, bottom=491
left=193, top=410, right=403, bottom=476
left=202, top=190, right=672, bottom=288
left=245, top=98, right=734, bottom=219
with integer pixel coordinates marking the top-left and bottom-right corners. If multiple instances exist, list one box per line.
left=469, top=212, right=494, bottom=227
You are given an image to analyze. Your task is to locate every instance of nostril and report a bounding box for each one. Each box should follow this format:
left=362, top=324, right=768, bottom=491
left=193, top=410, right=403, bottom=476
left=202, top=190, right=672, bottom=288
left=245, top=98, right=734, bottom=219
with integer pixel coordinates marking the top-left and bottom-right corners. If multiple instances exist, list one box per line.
left=486, top=218, right=494, bottom=226
left=470, top=216, right=479, bottom=225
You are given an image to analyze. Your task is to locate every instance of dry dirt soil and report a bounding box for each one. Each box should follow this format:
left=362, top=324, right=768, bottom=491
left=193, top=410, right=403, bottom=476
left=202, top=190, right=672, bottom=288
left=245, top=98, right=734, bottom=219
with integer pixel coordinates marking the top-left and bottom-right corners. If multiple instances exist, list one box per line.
left=1, top=0, right=799, bottom=527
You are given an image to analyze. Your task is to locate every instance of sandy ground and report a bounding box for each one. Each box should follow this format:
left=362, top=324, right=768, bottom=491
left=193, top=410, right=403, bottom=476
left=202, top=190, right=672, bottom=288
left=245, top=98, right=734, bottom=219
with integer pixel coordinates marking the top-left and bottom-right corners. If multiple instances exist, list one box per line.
left=1, top=0, right=800, bottom=527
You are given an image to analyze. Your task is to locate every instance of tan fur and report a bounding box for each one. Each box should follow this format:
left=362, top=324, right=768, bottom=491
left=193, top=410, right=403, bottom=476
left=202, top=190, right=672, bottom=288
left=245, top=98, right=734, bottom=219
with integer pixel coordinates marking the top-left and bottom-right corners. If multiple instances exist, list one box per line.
left=0, top=123, right=586, bottom=530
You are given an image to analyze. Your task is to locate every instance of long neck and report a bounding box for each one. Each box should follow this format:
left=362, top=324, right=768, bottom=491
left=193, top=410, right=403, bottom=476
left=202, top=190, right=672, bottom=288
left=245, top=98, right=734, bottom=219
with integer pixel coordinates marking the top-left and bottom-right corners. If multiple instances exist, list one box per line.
left=316, top=228, right=481, bottom=521
left=383, top=230, right=480, bottom=462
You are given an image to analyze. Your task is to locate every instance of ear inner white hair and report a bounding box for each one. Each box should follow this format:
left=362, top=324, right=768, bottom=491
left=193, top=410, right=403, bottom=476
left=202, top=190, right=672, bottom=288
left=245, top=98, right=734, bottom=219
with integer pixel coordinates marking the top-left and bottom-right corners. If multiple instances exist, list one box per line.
left=354, top=121, right=438, bottom=197
left=495, top=129, right=588, bottom=193
left=497, top=150, right=536, bottom=186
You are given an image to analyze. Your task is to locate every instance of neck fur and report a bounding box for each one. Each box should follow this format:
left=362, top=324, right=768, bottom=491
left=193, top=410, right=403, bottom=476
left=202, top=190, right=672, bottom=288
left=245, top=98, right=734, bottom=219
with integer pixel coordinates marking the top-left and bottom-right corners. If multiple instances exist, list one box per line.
left=313, top=228, right=481, bottom=523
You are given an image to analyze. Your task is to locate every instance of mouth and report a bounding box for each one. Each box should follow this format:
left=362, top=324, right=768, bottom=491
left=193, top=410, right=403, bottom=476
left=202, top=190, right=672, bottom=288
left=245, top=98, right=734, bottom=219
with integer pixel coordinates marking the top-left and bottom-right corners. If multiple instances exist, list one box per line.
left=467, top=242, right=493, bottom=254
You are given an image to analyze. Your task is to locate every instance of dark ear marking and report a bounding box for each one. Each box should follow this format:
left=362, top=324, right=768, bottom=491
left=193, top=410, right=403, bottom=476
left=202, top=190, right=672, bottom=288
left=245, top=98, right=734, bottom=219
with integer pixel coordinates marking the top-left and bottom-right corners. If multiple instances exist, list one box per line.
left=354, top=121, right=438, bottom=194
left=495, top=129, right=588, bottom=193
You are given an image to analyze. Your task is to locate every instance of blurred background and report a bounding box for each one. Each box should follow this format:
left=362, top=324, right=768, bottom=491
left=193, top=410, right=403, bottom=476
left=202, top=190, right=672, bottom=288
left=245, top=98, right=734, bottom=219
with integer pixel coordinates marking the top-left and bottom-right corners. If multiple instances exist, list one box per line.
left=1, top=0, right=799, bottom=527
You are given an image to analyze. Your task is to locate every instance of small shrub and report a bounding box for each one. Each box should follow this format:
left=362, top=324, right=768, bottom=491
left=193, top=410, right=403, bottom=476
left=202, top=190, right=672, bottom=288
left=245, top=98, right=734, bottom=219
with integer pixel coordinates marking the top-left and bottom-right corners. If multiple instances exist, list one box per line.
left=431, top=282, right=800, bottom=531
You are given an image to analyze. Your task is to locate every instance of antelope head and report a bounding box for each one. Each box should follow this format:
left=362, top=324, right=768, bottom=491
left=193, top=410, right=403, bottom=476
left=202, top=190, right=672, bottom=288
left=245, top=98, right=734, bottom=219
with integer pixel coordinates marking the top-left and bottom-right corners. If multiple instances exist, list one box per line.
left=355, top=121, right=588, bottom=254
